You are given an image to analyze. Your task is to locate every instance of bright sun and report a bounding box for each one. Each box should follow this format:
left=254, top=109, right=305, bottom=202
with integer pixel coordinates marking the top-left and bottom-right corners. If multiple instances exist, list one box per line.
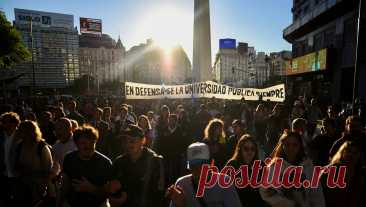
left=137, top=5, right=192, bottom=52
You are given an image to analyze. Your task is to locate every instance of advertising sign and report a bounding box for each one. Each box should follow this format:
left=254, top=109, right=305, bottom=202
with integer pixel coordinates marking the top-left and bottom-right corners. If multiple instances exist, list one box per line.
left=285, top=48, right=327, bottom=75
left=14, top=8, right=74, bottom=29
left=219, top=39, right=236, bottom=49
left=80, top=17, right=102, bottom=35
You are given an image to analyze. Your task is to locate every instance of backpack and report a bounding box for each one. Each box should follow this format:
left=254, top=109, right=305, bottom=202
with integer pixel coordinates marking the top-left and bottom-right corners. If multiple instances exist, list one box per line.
left=15, top=140, right=50, bottom=163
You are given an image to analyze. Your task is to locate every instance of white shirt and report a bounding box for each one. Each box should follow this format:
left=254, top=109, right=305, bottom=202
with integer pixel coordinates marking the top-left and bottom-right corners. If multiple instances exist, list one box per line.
left=52, top=137, right=77, bottom=167
left=170, top=173, right=243, bottom=207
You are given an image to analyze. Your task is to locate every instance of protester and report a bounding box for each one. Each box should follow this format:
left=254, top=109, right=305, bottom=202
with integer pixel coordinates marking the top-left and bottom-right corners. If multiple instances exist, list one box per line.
left=66, top=100, right=86, bottom=125
left=329, top=115, right=366, bottom=161
left=226, top=119, right=246, bottom=157
left=91, top=107, right=111, bottom=157
left=137, top=115, right=154, bottom=147
left=265, top=103, right=289, bottom=154
left=52, top=118, right=76, bottom=174
left=202, top=118, right=228, bottom=170
left=321, top=141, right=365, bottom=207
left=39, top=111, right=57, bottom=145
left=226, top=134, right=269, bottom=207
left=14, top=120, right=53, bottom=206
left=194, top=104, right=212, bottom=140
left=260, top=131, right=326, bottom=207
left=292, top=118, right=313, bottom=157
left=110, top=124, right=165, bottom=207
left=253, top=103, right=267, bottom=147
left=58, top=125, right=112, bottom=207
left=166, top=142, right=242, bottom=207
left=309, top=118, right=340, bottom=166
left=0, top=112, right=21, bottom=206
left=54, top=107, right=66, bottom=121
left=306, top=98, right=322, bottom=136
left=291, top=100, right=306, bottom=121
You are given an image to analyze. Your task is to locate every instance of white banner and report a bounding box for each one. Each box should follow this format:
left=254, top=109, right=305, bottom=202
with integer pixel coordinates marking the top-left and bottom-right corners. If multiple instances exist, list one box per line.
left=125, top=81, right=285, bottom=102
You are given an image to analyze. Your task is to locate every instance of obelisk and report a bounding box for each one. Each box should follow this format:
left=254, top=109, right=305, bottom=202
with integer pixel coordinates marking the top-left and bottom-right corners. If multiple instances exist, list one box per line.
left=193, top=0, right=212, bottom=82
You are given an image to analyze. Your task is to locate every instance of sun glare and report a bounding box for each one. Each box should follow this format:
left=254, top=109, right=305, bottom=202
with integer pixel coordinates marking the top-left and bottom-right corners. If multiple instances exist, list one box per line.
left=137, top=5, right=192, bottom=52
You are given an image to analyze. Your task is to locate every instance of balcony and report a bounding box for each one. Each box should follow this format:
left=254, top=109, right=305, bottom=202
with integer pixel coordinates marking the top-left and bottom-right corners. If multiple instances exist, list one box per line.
left=283, top=0, right=356, bottom=42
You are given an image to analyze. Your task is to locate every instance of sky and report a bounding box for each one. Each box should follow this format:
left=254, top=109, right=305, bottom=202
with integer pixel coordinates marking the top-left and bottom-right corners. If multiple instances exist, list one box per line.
left=1, top=0, right=293, bottom=63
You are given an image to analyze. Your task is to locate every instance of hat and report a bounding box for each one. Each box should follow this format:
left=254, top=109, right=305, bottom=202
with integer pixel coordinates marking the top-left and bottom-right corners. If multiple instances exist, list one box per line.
left=123, top=124, right=144, bottom=139
left=186, top=142, right=210, bottom=169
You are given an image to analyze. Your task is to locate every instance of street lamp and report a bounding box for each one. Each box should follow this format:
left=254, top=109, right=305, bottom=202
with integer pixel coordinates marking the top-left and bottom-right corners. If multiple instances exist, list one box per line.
left=352, top=0, right=363, bottom=113
left=29, top=17, right=36, bottom=96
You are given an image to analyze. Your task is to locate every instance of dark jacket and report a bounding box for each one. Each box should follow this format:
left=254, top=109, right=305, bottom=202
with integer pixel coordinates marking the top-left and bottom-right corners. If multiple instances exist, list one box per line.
left=112, top=147, right=164, bottom=207
left=226, top=159, right=269, bottom=207
left=67, top=111, right=86, bottom=125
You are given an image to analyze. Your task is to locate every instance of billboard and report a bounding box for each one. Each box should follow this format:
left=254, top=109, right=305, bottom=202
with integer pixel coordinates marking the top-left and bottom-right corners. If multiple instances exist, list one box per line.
left=219, top=39, right=236, bottom=49
left=285, top=48, right=327, bottom=75
left=80, top=17, right=102, bottom=35
left=14, top=8, right=74, bottom=29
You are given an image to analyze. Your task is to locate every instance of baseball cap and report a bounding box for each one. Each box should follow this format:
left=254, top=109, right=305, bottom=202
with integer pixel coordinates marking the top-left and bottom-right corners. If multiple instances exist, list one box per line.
left=186, top=142, right=210, bottom=169
left=123, top=124, right=144, bottom=139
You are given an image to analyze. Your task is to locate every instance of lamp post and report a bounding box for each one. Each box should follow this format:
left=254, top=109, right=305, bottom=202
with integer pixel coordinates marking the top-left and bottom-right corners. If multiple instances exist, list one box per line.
left=29, top=17, right=36, bottom=96
left=352, top=0, right=363, bottom=114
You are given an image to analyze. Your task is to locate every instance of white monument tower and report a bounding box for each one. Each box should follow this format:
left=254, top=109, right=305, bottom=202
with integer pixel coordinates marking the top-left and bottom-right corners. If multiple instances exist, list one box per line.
left=193, top=0, right=212, bottom=82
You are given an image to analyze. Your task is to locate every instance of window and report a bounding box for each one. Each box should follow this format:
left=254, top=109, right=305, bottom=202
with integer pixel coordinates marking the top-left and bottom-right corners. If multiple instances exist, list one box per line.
left=314, top=32, right=324, bottom=51
left=324, top=27, right=336, bottom=48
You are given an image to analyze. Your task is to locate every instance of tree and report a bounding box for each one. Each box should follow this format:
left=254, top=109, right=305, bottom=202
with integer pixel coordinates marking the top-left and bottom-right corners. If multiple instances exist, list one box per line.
left=0, top=14, right=31, bottom=69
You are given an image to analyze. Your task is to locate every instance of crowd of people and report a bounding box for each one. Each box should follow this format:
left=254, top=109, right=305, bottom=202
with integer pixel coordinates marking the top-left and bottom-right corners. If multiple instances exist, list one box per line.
left=0, top=95, right=365, bottom=207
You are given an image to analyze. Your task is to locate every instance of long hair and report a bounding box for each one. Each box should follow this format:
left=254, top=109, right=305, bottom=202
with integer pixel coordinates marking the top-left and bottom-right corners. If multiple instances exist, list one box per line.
left=330, top=141, right=362, bottom=166
left=138, top=115, right=152, bottom=131
left=15, top=120, right=44, bottom=143
left=271, top=130, right=305, bottom=165
left=204, top=118, right=226, bottom=144
left=228, top=134, right=259, bottom=165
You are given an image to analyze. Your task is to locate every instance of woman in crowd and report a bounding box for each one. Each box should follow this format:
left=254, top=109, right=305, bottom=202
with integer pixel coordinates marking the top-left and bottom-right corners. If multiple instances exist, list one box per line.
left=226, top=134, right=269, bottom=207
left=137, top=115, right=154, bottom=147
left=14, top=121, right=53, bottom=206
left=253, top=104, right=267, bottom=149
left=260, top=131, right=326, bottom=207
left=202, top=118, right=228, bottom=170
left=154, top=105, right=170, bottom=150
left=321, top=141, right=365, bottom=207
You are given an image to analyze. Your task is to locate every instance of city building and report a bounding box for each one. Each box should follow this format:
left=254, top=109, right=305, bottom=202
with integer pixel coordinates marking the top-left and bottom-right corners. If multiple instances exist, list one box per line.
left=79, top=33, right=126, bottom=86
left=126, top=39, right=191, bottom=84
left=193, top=0, right=212, bottom=81
left=269, top=51, right=292, bottom=77
left=283, top=0, right=366, bottom=103
left=213, top=40, right=271, bottom=88
left=213, top=40, right=249, bottom=86
left=13, top=8, right=79, bottom=89
left=255, top=52, right=270, bottom=87
left=247, top=47, right=257, bottom=87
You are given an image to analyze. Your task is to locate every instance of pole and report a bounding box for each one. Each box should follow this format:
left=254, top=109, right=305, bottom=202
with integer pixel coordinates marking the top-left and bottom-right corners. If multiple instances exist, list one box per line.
left=87, top=58, right=90, bottom=93
left=352, top=0, right=363, bottom=114
left=30, top=18, right=36, bottom=97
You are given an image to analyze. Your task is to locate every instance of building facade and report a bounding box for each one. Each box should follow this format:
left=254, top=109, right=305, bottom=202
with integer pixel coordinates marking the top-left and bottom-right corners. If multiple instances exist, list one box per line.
left=213, top=41, right=272, bottom=88
left=213, top=42, right=248, bottom=86
left=283, top=0, right=366, bottom=103
left=269, top=51, right=292, bottom=77
left=79, top=33, right=126, bottom=86
left=255, top=52, right=270, bottom=87
left=13, top=8, right=79, bottom=89
left=126, top=39, right=191, bottom=84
